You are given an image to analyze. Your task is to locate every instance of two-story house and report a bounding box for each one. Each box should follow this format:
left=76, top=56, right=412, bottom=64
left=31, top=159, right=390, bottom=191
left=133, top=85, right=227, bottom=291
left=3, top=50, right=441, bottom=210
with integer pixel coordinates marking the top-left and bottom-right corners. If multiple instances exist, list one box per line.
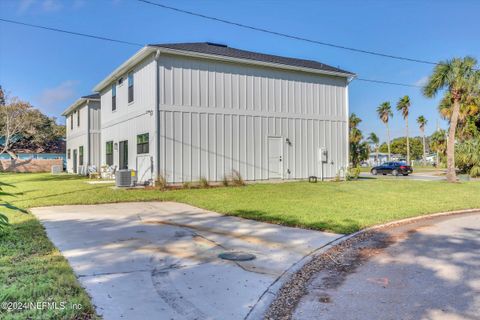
left=62, top=94, right=101, bottom=174
left=66, top=42, right=354, bottom=183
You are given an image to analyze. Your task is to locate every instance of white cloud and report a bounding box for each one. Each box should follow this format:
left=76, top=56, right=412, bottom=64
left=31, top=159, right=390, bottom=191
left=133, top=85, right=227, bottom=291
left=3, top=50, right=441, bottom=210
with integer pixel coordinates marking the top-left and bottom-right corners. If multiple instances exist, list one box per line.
left=415, top=76, right=429, bottom=87
left=38, top=80, right=78, bottom=113
left=18, top=0, right=36, bottom=13
left=17, top=0, right=69, bottom=13
left=41, top=0, right=63, bottom=12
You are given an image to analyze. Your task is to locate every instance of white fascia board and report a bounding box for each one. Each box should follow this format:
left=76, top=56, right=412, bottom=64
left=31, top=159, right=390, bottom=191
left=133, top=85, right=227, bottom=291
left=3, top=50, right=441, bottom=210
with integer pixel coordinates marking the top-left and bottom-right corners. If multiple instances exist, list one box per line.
left=62, top=98, right=86, bottom=116
left=93, top=45, right=355, bottom=94
left=61, top=97, right=100, bottom=117
left=156, top=47, right=356, bottom=79
left=93, top=46, right=155, bottom=92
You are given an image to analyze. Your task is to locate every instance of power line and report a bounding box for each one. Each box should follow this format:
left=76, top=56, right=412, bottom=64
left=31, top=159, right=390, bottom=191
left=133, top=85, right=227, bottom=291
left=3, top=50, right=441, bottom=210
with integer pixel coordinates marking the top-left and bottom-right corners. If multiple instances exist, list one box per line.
left=136, top=0, right=439, bottom=67
left=0, top=17, right=422, bottom=89
left=355, top=78, right=422, bottom=88
left=0, top=17, right=143, bottom=47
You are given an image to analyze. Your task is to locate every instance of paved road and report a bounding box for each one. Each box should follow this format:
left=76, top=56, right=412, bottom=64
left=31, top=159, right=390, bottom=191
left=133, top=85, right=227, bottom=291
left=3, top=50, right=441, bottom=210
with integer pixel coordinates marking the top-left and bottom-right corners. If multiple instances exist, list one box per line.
left=293, top=212, right=480, bottom=320
left=31, top=202, right=341, bottom=320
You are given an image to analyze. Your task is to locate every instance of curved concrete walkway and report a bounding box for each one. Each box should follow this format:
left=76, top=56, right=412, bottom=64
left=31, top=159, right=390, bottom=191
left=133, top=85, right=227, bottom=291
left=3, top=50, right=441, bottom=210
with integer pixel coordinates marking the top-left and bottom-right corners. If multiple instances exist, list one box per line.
left=293, top=212, right=480, bottom=320
left=31, top=202, right=341, bottom=320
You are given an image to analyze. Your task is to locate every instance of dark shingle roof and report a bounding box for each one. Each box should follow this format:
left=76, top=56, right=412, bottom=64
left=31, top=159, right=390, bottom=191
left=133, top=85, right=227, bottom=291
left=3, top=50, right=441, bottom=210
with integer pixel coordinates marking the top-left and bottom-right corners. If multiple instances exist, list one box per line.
left=81, top=93, right=100, bottom=100
left=149, top=42, right=354, bottom=76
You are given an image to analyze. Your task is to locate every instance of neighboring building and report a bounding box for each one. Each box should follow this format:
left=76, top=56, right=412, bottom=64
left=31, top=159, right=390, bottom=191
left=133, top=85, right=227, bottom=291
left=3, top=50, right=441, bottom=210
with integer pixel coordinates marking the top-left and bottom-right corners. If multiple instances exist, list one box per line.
left=365, top=152, right=403, bottom=166
left=62, top=94, right=101, bottom=174
left=69, top=42, right=354, bottom=183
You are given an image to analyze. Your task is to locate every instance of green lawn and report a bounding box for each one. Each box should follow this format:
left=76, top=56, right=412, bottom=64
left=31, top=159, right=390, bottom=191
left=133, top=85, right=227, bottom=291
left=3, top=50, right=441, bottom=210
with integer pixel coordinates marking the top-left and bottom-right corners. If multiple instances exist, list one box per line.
left=1, top=172, right=480, bottom=319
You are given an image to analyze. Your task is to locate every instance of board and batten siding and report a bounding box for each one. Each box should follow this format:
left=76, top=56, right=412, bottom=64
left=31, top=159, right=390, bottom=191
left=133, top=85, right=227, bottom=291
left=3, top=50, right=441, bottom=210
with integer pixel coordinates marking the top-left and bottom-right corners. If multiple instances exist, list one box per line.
left=88, top=102, right=101, bottom=170
left=99, top=55, right=157, bottom=180
left=158, top=54, right=348, bottom=183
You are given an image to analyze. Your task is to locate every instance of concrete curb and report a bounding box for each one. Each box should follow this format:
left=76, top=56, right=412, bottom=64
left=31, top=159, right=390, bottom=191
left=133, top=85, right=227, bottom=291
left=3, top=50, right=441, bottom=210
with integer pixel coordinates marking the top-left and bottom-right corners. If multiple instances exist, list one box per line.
left=245, top=233, right=349, bottom=320
left=251, top=208, right=480, bottom=320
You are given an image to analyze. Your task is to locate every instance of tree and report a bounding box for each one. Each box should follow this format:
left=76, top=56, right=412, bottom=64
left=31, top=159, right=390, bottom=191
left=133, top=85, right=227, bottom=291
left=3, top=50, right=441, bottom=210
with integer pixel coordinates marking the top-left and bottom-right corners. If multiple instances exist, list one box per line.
left=0, top=94, right=34, bottom=157
left=396, top=96, right=411, bottom=164
left=438, top=92, right=480, bottom=140
left=14, top=109, right=66, bottom=152
left=377, top=102, right=393, bottom=160
left=423, top=57, right=480, bottom=182
left=0, top=85, right=5, bottom=106
left=417, top=116, right=428, bottom=166
left=349, top=113, right=366, bottom=166
left=368, top=132, right=380, bottom=164
left=430, top=129, right=447, bottom=166
left=379, top=137, right=423, bottom=160
left=455, top=137, right=480, bottom=177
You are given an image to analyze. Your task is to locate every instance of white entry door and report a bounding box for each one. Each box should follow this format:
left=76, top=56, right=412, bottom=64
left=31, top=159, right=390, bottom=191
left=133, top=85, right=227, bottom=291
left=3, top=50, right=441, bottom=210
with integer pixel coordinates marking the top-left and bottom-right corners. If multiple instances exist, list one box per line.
left=268, top=137, right=283, bottom=179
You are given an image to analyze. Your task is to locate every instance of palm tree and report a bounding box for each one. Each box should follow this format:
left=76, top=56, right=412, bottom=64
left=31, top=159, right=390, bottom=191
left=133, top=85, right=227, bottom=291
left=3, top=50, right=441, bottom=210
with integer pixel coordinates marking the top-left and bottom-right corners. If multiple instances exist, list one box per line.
left=423, top=56, right=480, bottom=182
left=349, top=113, right=364, bottom=166
left=438, top=92, right=480, bottom=140
left=430, top=129, right=447, bottom=166
left=396, top=96, right=411, bottom=164
left=368, top=132, right=380, bottom=165
left=377, top=102, right=393, bottom=160
left=417, top=116, right=428, bottom=166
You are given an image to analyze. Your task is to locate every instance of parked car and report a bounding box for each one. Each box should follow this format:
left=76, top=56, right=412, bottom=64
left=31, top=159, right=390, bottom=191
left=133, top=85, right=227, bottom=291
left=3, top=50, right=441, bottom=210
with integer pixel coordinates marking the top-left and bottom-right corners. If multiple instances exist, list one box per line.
left=371, top=162, right=413, bottom=176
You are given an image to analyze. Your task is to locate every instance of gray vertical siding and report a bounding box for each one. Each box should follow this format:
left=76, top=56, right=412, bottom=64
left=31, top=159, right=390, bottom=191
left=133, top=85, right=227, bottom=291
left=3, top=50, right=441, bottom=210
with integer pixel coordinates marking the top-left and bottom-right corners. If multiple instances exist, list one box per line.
left=99, top=56, right=157, bottom=178
left=88, top=101, right=101, bottom=170
left=158, top=54, right=348, bottom=183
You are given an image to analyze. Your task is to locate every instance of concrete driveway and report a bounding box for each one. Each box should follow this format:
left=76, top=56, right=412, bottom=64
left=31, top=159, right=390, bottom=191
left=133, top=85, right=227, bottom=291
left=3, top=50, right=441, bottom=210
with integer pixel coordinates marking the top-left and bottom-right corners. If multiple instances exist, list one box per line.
left=293, top=212, right=480, bottom=320
left=31, top=202, right=341, bottom=320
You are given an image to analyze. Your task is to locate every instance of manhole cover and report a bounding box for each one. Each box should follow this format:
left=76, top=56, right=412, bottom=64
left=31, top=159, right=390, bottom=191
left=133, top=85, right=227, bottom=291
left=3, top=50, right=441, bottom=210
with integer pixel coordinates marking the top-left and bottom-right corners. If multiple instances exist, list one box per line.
left=218, top=252, right=256, bottom=261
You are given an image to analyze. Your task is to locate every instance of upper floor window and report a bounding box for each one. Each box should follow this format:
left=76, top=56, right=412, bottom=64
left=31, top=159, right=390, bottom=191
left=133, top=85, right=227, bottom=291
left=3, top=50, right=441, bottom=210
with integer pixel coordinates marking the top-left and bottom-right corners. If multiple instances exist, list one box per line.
left=128, top=72, right=134, bottom=103
left=79, top=146, right=84, bottom=166
left=137, top=133, right=149, bottom=154
left=77, top=109, right=80, bottom=127
left=70, top=114, right=73, bottom=130
left=106, top=141, right=113, bottom=166
left=112, top=84, right=117, bottom=111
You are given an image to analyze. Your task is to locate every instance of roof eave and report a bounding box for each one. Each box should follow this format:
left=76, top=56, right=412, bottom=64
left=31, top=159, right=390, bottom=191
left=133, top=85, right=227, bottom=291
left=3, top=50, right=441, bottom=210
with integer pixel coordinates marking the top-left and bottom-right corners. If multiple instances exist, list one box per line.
left=93, top=46, right=155, bottom=92
left=61, top=97, right=99, bottom=116
left=92, top=45, right=356, bottom=93
left=154, top=46, right=355, bottom=79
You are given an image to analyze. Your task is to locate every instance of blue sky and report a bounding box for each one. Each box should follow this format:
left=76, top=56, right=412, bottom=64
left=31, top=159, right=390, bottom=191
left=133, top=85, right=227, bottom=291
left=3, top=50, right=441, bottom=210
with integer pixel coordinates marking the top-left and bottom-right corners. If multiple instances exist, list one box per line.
left=1, top=0, right=479, bottom=143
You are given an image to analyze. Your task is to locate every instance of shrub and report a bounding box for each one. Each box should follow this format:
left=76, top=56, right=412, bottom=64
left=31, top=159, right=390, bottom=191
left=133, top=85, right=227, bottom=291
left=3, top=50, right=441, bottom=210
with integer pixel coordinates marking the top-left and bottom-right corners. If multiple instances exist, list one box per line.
left=199, top=176, right=210, bottom=188
left=231, top=170, right=245, bottom=186
left=456, top=138, right=480, bottom=177
left=0, top=186, right=10, bottom=230
left=182, top=181, right=192, bottom=189
left=156, top=173, right=168, bottom=190
left=0, top=213, right=8, bottom=230
left=221, top=175, right=229, bottom=187
left=346, top=166, right=361, bottom=181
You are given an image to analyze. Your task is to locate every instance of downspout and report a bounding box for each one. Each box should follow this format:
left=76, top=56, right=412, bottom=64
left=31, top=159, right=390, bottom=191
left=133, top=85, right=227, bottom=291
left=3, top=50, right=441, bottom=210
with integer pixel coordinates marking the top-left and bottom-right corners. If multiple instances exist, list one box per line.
left=345, top=75, right=354, bottom=178
left=87, top=100, right=91, bottom=169
left=154, top=49, right=161, bottom=183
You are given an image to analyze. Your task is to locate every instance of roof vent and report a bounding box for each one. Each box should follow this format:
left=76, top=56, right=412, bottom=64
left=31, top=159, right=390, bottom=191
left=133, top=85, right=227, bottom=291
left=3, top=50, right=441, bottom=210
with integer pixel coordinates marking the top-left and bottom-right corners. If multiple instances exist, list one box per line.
left=206, top=42, right=228, bottom=48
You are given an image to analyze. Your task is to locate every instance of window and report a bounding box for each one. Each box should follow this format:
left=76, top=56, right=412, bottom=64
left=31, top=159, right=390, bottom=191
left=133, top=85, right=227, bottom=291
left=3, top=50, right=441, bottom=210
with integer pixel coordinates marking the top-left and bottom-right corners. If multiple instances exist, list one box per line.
left=67, top=149, right=71, bottom=159
left=112, top=84, right=116, bottom=111
left=79, top=146, right=84, bottom=166
left=70, top=114, right=73, bottom=130
left=137, top=133, right=149, bottom=154
left=128, top=72, right=134, bottom=103
left=77, top=109, right=80, bottom=127
left=106, top=141, right=113, bottom=166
